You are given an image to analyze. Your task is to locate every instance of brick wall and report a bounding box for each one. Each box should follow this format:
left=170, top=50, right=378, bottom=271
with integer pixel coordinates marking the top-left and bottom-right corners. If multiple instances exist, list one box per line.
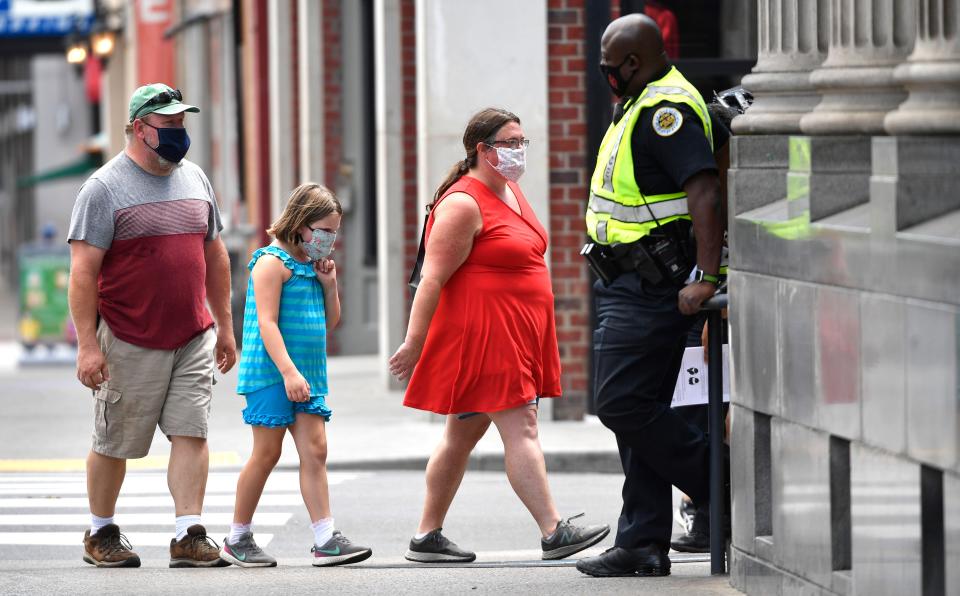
left=401, top=0, right=418, bottom=303
left=322, top=0, right=343, bottom=195
left=547, top=0, right=591, bottom=420
left=290, top=0, right=300, bottom=183
left=323, top=0, right=343, bottom=354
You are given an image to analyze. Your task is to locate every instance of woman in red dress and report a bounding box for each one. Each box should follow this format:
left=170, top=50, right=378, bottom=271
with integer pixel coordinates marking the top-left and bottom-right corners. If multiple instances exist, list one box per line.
left=389, top=108, right=609, bottom=563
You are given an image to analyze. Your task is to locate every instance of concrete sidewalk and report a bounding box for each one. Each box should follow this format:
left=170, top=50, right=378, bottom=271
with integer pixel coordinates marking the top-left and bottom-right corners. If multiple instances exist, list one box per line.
left=283, top=355, right=622, bottom=474
left=0, top=352, right=622, bottom=474
left=0, top=271, right=621, bottom=471
left=0, top=279, right=17, bottom=342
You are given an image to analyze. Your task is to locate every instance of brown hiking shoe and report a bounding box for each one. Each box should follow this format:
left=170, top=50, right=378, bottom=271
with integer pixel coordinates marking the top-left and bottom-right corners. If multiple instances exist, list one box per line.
left=169, top=524, right=230, bottom=568
left=83, top=524, right=141, bottom=568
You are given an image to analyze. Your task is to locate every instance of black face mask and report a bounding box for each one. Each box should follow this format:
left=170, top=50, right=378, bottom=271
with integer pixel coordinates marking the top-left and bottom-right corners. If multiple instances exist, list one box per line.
left=599, top=54, right=638, bottom=97
left=141, top=122, right=191, bottom=163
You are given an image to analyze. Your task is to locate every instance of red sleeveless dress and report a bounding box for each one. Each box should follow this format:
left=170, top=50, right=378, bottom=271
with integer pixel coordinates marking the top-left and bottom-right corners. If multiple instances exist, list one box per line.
left=403, top=176, right=562, bottom=415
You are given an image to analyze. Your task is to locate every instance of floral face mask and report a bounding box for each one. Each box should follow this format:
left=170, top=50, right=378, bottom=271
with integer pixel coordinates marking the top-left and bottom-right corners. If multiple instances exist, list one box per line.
left=486, top=146, right=526, bottom=182
left=302, top=228, right=336, bottom=261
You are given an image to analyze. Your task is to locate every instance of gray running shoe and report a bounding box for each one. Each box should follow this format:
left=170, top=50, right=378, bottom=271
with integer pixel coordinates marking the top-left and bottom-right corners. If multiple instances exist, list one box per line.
left=311, top=531, right=372, bottom=567
left=541, top=513, right=610, bottom=560
left=404, top=528, right=476, bottom=563
left=219, top=531, right=277, bottom=568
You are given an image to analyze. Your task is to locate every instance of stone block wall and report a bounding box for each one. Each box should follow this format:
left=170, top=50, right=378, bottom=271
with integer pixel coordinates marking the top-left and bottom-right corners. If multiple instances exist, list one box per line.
left=729, top=132, right=960, bottom=595
left=729, top=3, right=960, bottom=592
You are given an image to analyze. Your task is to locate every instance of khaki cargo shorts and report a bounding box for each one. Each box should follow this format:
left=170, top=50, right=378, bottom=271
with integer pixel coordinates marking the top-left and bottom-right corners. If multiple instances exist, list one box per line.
left=91, top=321, right=217, bottom=459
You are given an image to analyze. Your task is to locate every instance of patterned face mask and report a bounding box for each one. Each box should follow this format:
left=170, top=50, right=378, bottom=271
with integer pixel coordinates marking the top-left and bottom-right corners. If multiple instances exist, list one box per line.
left=487, top=146, right=526, bottom=182
left=302, top=229, right=336, bottom=262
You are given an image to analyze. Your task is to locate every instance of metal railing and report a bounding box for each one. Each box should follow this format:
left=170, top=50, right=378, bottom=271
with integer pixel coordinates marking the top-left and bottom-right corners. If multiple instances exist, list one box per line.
left=700, top=293, right=729, bottom=575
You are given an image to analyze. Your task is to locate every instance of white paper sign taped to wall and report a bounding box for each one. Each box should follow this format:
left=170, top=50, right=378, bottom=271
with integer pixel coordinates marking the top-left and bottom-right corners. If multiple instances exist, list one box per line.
left=671, top=345, right=730, bottom=408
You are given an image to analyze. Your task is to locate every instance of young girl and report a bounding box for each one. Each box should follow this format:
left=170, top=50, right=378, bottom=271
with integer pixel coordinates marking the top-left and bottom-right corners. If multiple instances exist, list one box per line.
left=220, top=183, right=371, bottom=568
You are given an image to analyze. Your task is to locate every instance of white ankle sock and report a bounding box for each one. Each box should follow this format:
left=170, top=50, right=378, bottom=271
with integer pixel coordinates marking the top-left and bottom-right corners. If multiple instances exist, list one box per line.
left=311, top=517, right=335, bottom=546
left=414, top=531, right=429, bottom=540
left=90, top=513, right=114, bottom=536
left=175, top=514, right=202, bottom=541
left=228, top=523, right=251, bottom=543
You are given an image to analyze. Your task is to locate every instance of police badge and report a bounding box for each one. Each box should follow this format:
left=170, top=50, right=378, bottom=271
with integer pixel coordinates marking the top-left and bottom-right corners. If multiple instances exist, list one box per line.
left=652, top=106, right=683, bottom=137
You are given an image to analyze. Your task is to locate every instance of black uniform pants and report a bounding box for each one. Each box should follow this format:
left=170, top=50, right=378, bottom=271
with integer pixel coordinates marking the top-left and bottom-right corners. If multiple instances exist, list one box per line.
left=592, top=271, right=711, bottom=549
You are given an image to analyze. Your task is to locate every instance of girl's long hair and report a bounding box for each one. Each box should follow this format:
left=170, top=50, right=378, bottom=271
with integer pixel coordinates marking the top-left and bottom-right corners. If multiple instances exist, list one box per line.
left=267, top=183, right=342, bottom=244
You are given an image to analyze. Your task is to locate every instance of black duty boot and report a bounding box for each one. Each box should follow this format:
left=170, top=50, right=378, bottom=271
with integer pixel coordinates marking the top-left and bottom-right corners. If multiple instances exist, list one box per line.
left=575, top=544, right=670, bottom=577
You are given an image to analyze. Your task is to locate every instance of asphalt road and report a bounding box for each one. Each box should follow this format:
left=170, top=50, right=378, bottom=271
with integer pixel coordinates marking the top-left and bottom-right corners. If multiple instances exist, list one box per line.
left=0, top=355, right=737, bottom=595
left=0, top=469, right=737, bottom=595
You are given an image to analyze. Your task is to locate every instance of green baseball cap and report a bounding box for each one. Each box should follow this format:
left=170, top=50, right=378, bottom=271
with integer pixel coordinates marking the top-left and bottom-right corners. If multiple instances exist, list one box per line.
left=128, top=83, right=199, bottom=122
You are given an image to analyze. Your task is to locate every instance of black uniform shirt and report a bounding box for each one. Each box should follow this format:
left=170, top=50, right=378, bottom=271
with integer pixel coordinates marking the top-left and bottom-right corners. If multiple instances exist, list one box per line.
left=614, top=93, right=728, bottom=197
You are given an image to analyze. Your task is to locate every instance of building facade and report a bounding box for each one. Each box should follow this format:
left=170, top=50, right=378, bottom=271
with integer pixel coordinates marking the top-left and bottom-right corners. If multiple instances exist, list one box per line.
left=12, top=0, right=959, bottom=590
left=92, top=0, right=755, bottom=420
left=221, top=0, right=756, bottom=419
left=728, top=1, right=960, bottom=594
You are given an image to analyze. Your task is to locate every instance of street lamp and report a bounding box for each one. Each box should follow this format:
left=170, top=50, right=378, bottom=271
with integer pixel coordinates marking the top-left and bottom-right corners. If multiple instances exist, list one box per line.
left=90, top=0, right=123, bottom=67
left=65, top=32, right=87, bottom=65
left=91, top=28, right=116, bottom=60
left=65, top=4, right=118, bottom=69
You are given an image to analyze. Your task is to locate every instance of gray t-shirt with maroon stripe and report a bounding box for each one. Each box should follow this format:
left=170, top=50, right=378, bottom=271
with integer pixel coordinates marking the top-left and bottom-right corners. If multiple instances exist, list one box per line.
left=68, top=153, right=222, bottom=250
left=67, top=152, right=224, bottom=350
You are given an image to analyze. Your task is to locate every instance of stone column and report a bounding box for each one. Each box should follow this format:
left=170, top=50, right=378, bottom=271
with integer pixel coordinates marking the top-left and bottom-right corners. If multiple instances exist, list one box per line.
left=800, top=0, right=916, bottom=134
left=268, top=0, right=294, bottom=219
left=181, top=23, right=211, bottom=174
left=733, top=0, right=829, bottom=135
left=885, top=0, right=960, bottom=134
left=416, top=0, right=550, bottom=222
left=374, top=0, right=406, bottom=390
left=298, top=0, right=325, bottom=181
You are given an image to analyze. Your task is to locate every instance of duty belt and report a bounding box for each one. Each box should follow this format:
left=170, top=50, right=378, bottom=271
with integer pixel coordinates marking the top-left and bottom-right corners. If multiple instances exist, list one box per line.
left=581, top=221, right=696, bottom=287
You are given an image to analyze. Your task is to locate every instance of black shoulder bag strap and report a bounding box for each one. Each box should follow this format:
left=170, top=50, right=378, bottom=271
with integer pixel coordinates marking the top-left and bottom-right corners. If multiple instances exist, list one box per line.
left=408, top=212, right=429, bottom=296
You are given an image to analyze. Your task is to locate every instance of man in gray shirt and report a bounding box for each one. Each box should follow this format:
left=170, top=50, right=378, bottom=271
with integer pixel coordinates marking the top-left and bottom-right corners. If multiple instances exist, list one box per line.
left=68, top=83, right=236, bottom=568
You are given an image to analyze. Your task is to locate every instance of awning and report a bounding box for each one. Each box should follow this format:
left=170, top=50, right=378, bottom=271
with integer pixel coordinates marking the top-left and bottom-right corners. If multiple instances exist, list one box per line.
left=17, top=152, right=102, bottom=188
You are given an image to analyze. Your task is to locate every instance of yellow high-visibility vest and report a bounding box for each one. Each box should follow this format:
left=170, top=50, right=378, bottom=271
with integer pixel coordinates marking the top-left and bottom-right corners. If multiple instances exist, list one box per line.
left=586, top=66, right=713, bottom=245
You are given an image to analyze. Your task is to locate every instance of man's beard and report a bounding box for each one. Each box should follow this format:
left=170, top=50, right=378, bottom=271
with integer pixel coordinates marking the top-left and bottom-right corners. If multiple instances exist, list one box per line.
left=143, top=138, right=180, bottom=169
left=155, top=153, right=180, bottom=170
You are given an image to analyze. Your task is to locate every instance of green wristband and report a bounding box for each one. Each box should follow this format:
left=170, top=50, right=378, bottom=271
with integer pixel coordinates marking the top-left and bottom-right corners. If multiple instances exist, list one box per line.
left=696, top=270, right=720, bottom=285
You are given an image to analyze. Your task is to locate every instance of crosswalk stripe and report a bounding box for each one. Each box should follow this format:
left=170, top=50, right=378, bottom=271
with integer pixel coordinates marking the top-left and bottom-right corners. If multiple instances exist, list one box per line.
left=0, top=452, right=242, bottom=473
left=0, top=532, right=275, bottom=547
left=0, top=493, right=304, bottom=509
left=0, top=470, right=366, bottom=547
left=0, top=512, right=293, bottom=526
left=0, top=471, right=359, bottom=497
left=0, top=481, right=296, bottom=496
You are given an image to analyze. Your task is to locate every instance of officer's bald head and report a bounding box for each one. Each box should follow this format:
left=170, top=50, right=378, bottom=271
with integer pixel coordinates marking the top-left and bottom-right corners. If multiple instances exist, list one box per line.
left=600, top=14, right=668, bottom=97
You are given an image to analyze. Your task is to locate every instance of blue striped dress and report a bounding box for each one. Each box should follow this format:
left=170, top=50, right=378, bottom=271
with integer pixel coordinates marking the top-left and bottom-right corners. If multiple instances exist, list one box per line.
left=236, top=245, right=328, bottom=398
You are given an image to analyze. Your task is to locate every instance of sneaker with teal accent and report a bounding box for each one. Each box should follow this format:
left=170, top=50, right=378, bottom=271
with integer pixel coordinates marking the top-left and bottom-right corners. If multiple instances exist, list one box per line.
left=219, top=531, right=277, bottom=568
left=311, top=531, right=372, bottom=566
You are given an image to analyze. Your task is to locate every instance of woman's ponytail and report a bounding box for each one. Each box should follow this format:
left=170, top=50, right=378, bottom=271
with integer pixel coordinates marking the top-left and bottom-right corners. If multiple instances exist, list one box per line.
left=430, top=159, right=471, bottom=210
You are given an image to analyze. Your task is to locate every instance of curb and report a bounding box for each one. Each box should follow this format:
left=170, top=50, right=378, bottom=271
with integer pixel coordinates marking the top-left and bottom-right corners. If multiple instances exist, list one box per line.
left=290, top=450, right=624, bottom=474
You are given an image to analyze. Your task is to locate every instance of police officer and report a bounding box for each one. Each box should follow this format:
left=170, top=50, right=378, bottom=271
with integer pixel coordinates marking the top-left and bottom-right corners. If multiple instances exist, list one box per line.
left=576, top=14, right=725, bottom=578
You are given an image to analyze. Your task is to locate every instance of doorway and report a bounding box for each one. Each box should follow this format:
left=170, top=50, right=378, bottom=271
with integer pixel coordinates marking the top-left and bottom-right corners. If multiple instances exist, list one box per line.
left=336, top=0, right=379, bottom=354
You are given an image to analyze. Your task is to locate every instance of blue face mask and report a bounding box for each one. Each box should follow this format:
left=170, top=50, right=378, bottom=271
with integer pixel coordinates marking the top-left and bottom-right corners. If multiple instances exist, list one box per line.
left=141, top=122, right=191, bottom=163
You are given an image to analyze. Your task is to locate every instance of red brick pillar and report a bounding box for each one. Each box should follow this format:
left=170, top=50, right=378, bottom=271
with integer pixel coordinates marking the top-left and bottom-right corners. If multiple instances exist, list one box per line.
left=323, top=0, right=343, bottom=355
left=322, top=0, right=343, bottom=194
left=401, top=0, right=418, bottom=311
left=547, top=0, right=591, bottom=420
